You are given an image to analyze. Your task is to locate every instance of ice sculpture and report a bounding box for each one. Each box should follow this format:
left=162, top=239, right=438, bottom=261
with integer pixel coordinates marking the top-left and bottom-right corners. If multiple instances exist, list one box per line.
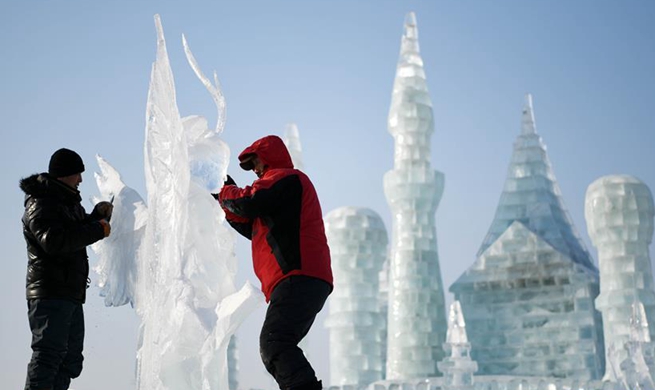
left=92, top=155, right=147, bottom=307
left=585, top=175, right=655, bottom=381
left=283, top=123, right=304, bottom=171
left=324, top=207, right=388, bottom=386
left=383, top=12, right=447, bottom=379
left=91, top=15, right=263, bottom=390
left=621, top=302, right=655, bottom=389
left=450, top=94, right=604, bottom=380
left=437, top=301, right=478, bottom=390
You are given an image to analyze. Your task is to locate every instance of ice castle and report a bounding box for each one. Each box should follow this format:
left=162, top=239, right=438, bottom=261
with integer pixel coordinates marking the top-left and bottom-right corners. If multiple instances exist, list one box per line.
left=319, top=11, right=655, bottom=390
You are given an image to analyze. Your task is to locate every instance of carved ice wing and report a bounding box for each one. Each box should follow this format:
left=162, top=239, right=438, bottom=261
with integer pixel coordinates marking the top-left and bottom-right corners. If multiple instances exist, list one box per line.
left=182, top=34, right=226, bottom=134
left=91, top=155, right=147, bottom=307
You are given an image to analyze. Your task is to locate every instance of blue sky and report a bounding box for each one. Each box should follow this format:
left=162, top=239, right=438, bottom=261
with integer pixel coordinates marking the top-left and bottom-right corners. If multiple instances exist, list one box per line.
left=1, top=1, right=654, bottom=389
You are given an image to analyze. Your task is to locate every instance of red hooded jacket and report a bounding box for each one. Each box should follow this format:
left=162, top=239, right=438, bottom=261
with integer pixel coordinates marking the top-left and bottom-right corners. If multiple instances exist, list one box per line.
left=218, top=135, right=333, bottom=301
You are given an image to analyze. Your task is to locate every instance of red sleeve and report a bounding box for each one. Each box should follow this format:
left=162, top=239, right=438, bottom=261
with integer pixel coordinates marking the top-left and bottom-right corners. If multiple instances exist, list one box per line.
left=218, top=184, right=253, bottom=223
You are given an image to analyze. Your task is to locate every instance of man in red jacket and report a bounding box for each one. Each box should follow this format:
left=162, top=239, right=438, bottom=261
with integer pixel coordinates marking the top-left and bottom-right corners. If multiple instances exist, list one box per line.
left=218, top=135, right=333, bottom=390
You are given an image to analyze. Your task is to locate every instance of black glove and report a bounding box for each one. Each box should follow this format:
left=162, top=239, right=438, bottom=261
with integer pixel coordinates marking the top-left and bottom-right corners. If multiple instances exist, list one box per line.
left=92, top=201, right=114, bottom=221
left=224, top=174, right=236, bottom=186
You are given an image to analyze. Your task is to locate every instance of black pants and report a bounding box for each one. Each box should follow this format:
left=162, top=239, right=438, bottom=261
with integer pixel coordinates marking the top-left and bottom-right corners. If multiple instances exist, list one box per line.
left=260, top=276, right=331, bottom=390
left=25, top=299, right=85, bottom=390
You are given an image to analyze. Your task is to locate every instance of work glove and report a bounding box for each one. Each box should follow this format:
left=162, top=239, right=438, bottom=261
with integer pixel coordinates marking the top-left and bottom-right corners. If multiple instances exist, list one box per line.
left=92, top=201, right=114, bottom=221
left=224, top=174, right=236, bottom=186
left=98, top=219, right=111, bottom=237
left=212, top=175, right=236, bottom=200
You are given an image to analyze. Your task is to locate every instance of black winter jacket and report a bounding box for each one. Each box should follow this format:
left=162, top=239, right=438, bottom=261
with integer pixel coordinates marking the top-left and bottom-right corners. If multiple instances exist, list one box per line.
left=19, top=173, right=106, bottom=303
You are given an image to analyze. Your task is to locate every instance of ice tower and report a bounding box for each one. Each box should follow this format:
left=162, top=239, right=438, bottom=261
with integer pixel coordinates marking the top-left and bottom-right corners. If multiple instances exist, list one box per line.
left=585, top=175, right=655, bottom=380
left=324, top=207, right=388, bottom=386
left=383, top=12, right=447, bottom=379
left=450, top=95, right=605, bottom=380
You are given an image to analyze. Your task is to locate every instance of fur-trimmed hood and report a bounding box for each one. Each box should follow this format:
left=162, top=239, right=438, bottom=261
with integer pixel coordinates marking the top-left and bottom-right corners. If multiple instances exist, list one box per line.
left=20, top=173, right=49, bottom=198
left=19, top=173, right=81, bottom=205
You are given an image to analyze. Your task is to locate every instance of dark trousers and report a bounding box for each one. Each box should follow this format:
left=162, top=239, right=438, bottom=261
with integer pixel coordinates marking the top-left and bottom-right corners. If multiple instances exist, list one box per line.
left=260, top=276, right=331, bottom=390
left=25, top=299, right=85, bottom=390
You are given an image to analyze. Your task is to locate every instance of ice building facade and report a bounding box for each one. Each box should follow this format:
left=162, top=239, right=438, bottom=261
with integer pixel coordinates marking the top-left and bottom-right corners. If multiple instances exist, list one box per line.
left=585, top=175, right=655, bottom=380
left=383, top=11, right=448, bottom=379
left=325, top=207, right=389, bottom=386
left=450, top=95, right=605, bottom=380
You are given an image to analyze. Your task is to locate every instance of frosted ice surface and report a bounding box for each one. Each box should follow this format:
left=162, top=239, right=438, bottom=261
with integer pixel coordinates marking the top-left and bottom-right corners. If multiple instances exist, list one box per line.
left=450, top=95, right=604, bottom=380
left=91, top=14, right=263, bottom=390
left=383, top=11, right=447, bottom=380
left=586, top=175, right=655, bottom=381
left=325, top=207, right=388, bottom=386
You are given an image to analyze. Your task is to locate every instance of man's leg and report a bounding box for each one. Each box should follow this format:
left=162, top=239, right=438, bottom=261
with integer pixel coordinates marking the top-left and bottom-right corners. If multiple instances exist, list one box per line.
left=260, top=276, right=331, bottom=390
left=25, top=299, right=76, bottom=390
left=53, top=303, right=84, bottom=390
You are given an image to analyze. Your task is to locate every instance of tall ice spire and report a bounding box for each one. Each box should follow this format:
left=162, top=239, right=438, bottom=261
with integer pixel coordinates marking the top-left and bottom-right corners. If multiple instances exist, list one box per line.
left=384, top=12, right=447, bottom=379
left=478, top=94, right=594, bottom=270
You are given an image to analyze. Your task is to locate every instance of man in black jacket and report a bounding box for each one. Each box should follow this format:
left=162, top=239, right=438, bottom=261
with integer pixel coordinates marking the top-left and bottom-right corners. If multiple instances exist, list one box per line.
left=19, top=148, right=112, bottom=390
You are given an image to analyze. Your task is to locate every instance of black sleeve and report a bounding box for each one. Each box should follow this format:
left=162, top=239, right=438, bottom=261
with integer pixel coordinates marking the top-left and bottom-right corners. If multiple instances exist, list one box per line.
left=222, top=175, right=301, bottom=219
left=25, top=198, right=105, bottom=255
left=226, top=220, right=253, bottom=240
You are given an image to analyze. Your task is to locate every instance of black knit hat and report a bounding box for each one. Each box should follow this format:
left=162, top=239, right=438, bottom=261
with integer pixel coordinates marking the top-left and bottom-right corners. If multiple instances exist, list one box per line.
left=48, top=148, right=85, bottom=177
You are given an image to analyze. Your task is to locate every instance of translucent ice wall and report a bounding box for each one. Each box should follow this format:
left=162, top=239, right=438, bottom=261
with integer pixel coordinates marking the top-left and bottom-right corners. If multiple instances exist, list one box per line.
left=586, top=175, right=655, bottom=381
left=437, top=301, right=478, bottom=390
left=91, top=15, right=263, bottom=390
left=450, top=95, right=604, bottom=380
left=383, top=12, right=447, bottom=379
left=324, top=207, right=388, bottom=386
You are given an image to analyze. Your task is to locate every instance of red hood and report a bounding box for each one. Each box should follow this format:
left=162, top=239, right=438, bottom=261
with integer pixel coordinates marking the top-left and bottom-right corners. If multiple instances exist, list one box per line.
left=238, top=135, right=294, bottom=170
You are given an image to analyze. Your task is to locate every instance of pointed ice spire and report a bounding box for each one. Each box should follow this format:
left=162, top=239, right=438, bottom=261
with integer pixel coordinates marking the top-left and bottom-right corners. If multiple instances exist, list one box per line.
left=283, top=123, right=304, bottom=171
left=438, top=301, right=478, bottom=389
left=521, top=94, right=536, bottom=135
left=388, top=11, right=433, bottom=170
left=446, top=301, right=468, bottom=344
left=477, top=94, right=594, bottom=270
left=399, top=12, right=420, bottom=61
